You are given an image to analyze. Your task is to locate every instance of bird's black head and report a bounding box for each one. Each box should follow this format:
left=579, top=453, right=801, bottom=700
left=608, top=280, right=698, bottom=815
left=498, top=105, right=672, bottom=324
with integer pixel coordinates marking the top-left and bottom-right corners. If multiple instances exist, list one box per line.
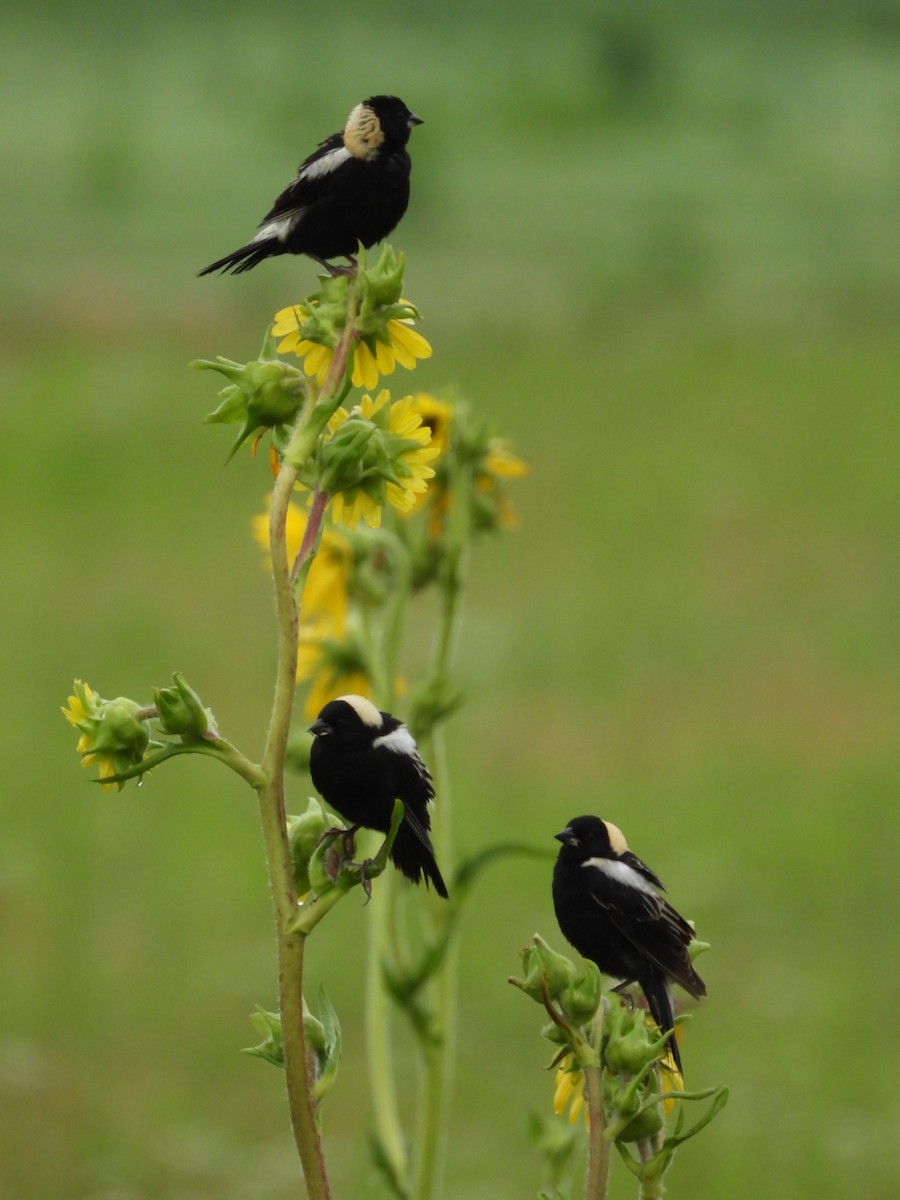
left=309, top=694, right=384, bottom=748
left=365, top=95, right=423, bottom=144
left=554, top=815, right=628, bottom=861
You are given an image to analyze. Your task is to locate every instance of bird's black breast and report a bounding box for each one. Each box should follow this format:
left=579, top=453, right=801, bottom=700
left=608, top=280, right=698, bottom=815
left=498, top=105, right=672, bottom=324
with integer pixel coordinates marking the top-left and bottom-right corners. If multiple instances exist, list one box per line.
left=309, top=735, right=426, bottom=833
left=552, top=856, right=652, bottom=983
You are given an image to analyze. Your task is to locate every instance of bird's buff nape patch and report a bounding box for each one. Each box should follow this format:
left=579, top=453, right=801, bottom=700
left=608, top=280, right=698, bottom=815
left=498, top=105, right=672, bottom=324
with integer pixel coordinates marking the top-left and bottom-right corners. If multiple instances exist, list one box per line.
left=343, top=104, right=385, bottom=160
left=603, top=819, right=629, bottom=855
left=338, top=693, right=383, bottom=727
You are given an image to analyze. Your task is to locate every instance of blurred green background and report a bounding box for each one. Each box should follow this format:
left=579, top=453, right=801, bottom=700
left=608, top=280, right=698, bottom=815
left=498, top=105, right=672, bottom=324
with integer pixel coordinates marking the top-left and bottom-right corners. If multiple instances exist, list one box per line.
left=2, top=1, right=898, bottom=1197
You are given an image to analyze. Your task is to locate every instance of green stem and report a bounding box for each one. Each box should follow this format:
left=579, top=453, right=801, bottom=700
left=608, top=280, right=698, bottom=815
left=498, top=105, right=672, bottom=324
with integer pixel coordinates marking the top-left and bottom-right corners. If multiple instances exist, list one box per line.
left=255, top=299, right=359, bottom=1200
left=366, top=869, right=410, bottom=1193
left=636, top=1132, right=666, bottom=1200
left=363, top=535, right=415, bottom=1194
left=585, top=1010, right=611, bottom=1200
left=410, top=466, right=471, bottom=1200
left=259, top=457, right=331, bottom=1200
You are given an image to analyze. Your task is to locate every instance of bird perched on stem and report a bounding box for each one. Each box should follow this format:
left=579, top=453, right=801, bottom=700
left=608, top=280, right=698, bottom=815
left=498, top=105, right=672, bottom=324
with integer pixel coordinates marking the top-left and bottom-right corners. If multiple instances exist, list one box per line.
left=199, top=95, right=422, bottom=277
left=308, top=694, right=448, bottom=898
left=552, top=814, right=705, bottom=1074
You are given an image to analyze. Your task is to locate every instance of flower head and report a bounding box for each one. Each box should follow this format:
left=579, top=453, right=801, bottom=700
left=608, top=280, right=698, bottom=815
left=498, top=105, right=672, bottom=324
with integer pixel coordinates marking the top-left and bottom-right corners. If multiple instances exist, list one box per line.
left=62, top=680, right=152, bottom=790
left=320, top=390, right=440, bottom=530
left=273, top=302, right=432, bottom=392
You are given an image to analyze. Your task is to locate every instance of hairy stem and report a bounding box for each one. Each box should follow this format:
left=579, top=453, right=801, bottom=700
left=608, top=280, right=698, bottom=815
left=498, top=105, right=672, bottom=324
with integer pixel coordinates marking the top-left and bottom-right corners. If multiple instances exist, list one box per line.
left=585, top=1011, right=611, bottom=1200
left=410, top=462, right=471, bottom=1200
left=256, top=297, right=359, bottom=1200
left=366, top=869, right=410, bottom=1193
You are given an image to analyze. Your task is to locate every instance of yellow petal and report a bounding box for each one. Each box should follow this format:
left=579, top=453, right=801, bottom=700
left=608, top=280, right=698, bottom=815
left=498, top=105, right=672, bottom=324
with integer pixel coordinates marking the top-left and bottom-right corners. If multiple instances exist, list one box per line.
left=272, top=306, right=302, bottom=336
left=375, top=338, right=396, bottom=376
left=389, top=321, right=432, bottom=360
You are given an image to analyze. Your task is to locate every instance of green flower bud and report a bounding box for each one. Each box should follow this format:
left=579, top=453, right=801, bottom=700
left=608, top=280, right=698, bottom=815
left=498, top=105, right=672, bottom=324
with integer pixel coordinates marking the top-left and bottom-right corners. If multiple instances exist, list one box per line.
left=288, top=798, right=331, bottom=896
left=604, top=1004, right=662, bottom=1075
left=302, top=997, right=328, bottom=1057
left=153, top=672, right=213, bottom=740
left=613, top=1093, right=665, bottom=1144
left=243, top=1007, right=284, bottom=1068
left=513, top=935, right=578, bottom=1003
left=91, top=698, right=151, bottom=761
left=564, top=961, right=602, bottom=1025
left=355, top=245, right=415, bottom=334
left=316, top=416, right=382, bottom=495
left=194, top=329, right=308, bottom=461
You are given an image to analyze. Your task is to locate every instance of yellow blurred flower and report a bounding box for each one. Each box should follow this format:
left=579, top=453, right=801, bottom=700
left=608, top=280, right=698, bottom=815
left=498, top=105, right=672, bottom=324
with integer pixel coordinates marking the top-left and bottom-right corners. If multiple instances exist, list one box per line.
left=253, top=500, right=352, bottom=627
left=297, top=618, right=372, bottom=720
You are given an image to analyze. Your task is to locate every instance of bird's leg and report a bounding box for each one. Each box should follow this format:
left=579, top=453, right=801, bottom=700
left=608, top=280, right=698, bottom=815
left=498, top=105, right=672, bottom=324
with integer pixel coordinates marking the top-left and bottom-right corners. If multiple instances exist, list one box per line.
left=610, top=980, right=638, bottom=1010
left=314, top=824, right=360, bottom=882
left=309, top=254, right=358, bottom=277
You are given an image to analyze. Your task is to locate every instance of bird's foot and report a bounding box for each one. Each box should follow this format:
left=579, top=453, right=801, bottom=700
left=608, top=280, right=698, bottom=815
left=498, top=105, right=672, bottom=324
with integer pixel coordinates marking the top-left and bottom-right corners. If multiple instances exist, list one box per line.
left=610, top=980, right=638, bottom=1010
left=357, top=858, right=377, bottom=903
left=315, top=824, right=360, bottom=882
left=310, top=255, right=358, bottom=277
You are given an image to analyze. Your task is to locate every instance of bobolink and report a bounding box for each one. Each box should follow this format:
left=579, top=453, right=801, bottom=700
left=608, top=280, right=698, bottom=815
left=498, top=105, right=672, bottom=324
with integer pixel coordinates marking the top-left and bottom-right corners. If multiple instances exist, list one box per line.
left=552, top=815, right=706, bottom=1073
left=199, top=95, right=422, bottom=277
left=308, top=695, right=448, bottom=898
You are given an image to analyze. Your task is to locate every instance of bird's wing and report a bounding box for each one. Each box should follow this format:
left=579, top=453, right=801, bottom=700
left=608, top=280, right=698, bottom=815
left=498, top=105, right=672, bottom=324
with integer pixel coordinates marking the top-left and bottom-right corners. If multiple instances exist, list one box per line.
left=373, top=726, right=435, bottom=803
left=398, top=802, right=436, bottom=854
left=260, top=131, right=353, bottom=224
left=587, top=876, right=702, bottom=996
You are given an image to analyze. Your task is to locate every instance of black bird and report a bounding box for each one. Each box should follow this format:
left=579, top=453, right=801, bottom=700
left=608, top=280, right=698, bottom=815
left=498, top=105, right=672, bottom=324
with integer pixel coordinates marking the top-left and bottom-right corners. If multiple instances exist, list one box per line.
left=199, top=95, right=422, bottom=277
left=308, top=694, right=448, bottom=898
left=552, top=815, right=705, bottom=1074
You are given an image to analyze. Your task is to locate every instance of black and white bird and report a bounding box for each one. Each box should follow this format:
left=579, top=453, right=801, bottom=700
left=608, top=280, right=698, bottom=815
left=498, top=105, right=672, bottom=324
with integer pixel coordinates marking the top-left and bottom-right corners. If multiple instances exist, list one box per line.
left=308, top=695, right=448, bottom=898
left=199, top=95, right=422, bottom=277
left=552, top=815, right=706, bottom=1074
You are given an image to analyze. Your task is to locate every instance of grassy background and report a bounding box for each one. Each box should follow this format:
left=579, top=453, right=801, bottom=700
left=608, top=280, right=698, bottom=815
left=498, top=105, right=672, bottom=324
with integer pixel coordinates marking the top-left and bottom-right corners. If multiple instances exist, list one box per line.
left=2, top=1, right=898, bottom=1197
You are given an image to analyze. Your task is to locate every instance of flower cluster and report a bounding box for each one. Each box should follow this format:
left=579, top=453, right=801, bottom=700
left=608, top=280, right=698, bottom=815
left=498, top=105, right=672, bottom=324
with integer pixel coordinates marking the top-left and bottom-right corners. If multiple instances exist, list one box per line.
left=512, top=935, right=727, bottom=1194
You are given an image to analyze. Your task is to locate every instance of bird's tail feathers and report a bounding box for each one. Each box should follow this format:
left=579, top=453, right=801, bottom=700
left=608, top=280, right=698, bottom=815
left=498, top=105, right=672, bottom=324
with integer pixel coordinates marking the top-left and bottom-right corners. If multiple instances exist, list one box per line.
left=198, top=240, right=280, bottom=277
left=391, top=820, right=449, bottom=899
left=641, top=976, right=683, bottom=1075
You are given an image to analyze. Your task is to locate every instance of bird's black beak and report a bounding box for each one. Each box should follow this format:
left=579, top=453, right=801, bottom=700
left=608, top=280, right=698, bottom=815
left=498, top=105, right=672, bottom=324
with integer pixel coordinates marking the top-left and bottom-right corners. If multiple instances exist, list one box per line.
left=409, top=113, right=424, bottom=127
left=308, top=719, right=329, bottom=736
left=554, top=827, right=578, bottom=847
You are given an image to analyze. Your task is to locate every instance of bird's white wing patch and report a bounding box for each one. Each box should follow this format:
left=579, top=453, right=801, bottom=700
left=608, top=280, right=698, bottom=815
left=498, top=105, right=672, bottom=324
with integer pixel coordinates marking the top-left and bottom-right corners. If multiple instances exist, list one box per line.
left=373, top=726, right=418, bottom=757
left=583, top=857, right=659, bottom=896
left=300, top=144, right=353, bottom=182
left=252, top=212, right=306, bottom=244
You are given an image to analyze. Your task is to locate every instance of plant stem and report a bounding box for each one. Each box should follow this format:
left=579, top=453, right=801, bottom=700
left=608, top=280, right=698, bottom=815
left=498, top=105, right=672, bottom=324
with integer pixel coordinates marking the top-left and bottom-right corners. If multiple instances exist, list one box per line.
left=366, top=870, right=410, bottom=1193
left=258, top=456, right=331, bottom=1200
left=585, top=1011, right=611, bottom=1200
left=410, top=464, right=471, bottom=1200
left=255, top=298, right=358, bottom=1200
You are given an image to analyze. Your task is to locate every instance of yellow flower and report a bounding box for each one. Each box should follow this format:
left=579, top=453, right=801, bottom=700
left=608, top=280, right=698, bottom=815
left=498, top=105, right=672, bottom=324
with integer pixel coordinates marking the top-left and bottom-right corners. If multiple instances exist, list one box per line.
left=553, top=1055, right=588, bottom=1126
left=253, top=500, right=352, bottom=627
left=61, top=679, right=98, bottom=730
left=297, top=618, right=372, bottom=720
left=325, top=390, right=440, bottom=530
left=409, top=393, right=453, bottom=455
left=273, top=302, right=432, bottom=391
left=61, top=681, right=150, bottom=791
